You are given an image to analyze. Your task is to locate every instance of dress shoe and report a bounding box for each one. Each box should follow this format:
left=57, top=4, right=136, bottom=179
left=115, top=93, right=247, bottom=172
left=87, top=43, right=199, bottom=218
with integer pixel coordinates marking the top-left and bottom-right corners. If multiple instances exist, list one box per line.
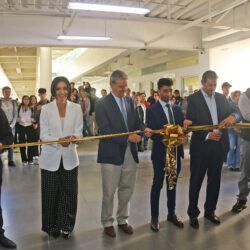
left=8, top=161, right=15, bottom=167
left=150, top=217, right=159, bottom=232
left=189, top=217, right=199, bottom=229
left=118, top=224, right=134, bottom=234
left=167, top=214, right=184, bottom=228
left=204, top=213, right=220, bottom=224
left=62, top=232, right=70, bottom=240
left=0, top=235, right=16, bottom=248
left=104, top=226, right=116, bottom=238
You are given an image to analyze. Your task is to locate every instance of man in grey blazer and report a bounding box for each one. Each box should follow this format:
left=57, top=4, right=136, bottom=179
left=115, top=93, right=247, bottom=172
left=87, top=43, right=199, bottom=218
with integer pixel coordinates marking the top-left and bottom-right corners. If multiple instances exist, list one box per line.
left=95, top=70, right=151, bottom=237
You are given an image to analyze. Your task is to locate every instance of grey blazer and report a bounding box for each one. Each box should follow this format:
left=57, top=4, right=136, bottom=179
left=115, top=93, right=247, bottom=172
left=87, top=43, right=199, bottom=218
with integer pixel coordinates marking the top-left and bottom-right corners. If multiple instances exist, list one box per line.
left=95, top=93, right=145, bottom=165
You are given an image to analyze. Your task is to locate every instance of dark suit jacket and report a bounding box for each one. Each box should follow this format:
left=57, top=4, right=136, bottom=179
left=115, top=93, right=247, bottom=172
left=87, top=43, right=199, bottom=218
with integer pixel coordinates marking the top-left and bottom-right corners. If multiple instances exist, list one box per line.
left=95, top=93, right=145, bottom=165
left=186, top=90, right=234, bottom=157
left=146, top=101, right=184, bottom=162
left=0, top=108, right=13, bottom=152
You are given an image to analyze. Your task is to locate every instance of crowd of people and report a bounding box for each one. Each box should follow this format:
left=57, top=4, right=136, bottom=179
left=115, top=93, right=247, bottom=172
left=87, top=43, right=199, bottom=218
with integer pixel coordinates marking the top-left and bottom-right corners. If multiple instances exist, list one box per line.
left=0, top=69, right=249, bottom=248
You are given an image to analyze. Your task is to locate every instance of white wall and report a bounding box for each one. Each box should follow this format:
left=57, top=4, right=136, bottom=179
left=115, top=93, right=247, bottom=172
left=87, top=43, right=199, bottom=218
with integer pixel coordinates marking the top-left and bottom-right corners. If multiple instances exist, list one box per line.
left=210, top=39, right=250, bottom=92
left=90, top=52, right=210, bottom=97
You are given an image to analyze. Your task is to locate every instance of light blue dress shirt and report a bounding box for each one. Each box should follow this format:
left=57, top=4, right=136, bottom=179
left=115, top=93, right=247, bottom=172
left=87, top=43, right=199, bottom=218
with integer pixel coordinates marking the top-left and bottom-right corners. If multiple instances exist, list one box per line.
left=200, top=88, right=218, bottom=126
left=111, top=92, right=128, bottom=130
left=111, top=92, right=125, bottom=112
left=200, top=88, right=239, bottom=140
left=200, top=88, right=219, bottom=140
left=159, top=99, right=175, bottom=125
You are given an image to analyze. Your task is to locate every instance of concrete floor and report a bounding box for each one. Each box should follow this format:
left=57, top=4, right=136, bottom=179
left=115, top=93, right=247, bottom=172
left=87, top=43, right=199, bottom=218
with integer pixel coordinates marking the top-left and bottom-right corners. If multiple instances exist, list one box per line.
left=0, top=141, right=249, bottom=250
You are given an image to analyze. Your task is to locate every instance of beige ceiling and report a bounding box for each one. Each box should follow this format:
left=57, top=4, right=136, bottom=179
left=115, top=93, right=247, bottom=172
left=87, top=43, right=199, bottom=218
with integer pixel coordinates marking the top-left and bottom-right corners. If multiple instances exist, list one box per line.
left=0, top=47, right=37, bottom=98
left=0, top=47, right=76, bottom=98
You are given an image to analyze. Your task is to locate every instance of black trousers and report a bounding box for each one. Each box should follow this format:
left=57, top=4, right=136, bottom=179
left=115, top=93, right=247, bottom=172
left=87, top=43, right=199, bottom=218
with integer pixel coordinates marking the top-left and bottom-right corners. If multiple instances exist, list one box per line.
left=41, top=160, right=78, bottom=234
left=30, top=127, right=39, bottom=158
left=0, top=160, right=4, bottom=236
left=150, top=157, right=181, bottom=217
left=188, top=142, right=224, bottom=218
left=16, top=124, right=34, bottom=162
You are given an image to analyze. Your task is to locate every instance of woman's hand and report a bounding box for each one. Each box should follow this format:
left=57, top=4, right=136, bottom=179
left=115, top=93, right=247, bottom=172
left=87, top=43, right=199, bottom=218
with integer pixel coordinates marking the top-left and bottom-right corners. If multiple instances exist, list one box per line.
left=59, top=137, right=70, bottom=147
left=71, top=135, right=79, bottom=144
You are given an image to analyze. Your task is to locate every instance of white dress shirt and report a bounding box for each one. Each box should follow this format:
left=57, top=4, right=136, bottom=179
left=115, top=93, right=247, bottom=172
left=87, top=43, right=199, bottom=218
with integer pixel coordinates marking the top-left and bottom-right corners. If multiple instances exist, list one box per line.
left=158, top=99, right=175, bottom=124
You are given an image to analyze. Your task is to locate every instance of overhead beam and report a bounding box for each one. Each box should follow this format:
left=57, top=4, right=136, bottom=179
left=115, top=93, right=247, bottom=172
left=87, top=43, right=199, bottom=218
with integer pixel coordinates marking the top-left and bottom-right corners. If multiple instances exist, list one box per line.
left=208, top=0, right=212, bottom=23
left=147, top=0, right=166, bottom=17
left=0, top=61, right=36, bottom=64
left=145, top=0, right=248, bottom=46
left=214, top=9, right=232, bottom=24
left=173, top=0, right=200, bottom=19
left=0, top=56, right=37, bottom=58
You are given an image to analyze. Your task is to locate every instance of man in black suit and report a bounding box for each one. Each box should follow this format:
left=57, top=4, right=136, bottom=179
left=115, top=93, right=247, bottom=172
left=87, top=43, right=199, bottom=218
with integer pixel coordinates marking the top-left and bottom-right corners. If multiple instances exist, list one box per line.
left=146, top=78, right=185, bottom=232
left=184, top=70, right=238, bottom=228
left=0, top=108, right=17, bottom=248
left=95, top=70, right=151, bottom=238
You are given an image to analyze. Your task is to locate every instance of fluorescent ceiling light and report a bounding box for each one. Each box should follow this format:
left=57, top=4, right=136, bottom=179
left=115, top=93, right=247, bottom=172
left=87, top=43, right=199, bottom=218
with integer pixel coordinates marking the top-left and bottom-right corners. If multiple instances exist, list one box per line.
left=68, top=2, right=150, bottom=15
left=16, top=67, right=22, bottom=74
left=202, top=29, right=241, bottom=42
left=57, top=35, right=112, bottom=41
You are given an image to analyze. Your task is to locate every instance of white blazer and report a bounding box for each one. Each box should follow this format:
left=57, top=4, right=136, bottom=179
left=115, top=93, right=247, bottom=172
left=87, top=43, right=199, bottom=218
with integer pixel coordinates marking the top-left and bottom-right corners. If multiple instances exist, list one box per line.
left=39, top=100, right=83, bottom=171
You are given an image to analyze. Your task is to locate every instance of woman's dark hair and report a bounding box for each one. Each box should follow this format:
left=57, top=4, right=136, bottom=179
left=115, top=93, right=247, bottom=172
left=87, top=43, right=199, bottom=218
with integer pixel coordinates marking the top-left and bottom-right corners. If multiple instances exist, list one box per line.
left=29, top=95, right=37, bottom=104
left=51, top=76, right=71, bottom=99
left=85, top=82, right=91, bottom=88
left=21, top=95, right=30, bottom=106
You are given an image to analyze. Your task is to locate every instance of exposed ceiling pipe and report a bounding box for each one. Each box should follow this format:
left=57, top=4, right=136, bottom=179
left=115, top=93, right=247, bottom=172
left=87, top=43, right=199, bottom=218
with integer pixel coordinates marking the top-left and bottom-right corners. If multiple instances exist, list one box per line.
left=145, top=0, right=248, bottom=46
left=62, top=11, right=77, bottom=34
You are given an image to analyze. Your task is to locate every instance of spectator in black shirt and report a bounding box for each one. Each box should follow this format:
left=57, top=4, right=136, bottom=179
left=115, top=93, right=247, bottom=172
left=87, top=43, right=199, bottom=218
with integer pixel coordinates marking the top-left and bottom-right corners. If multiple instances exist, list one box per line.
left=89, top=88, right=99, bottom=135
left=147, top=89, right=155, bottom=105
left=0, top=109, right=17, bottom=249
left=173, top=90, right=184, bottom=107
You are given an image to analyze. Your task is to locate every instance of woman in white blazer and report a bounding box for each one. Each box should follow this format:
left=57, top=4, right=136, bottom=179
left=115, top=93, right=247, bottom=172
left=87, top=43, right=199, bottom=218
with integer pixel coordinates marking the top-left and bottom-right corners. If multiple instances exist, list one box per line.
left=39, top=76, right=83, bottom=239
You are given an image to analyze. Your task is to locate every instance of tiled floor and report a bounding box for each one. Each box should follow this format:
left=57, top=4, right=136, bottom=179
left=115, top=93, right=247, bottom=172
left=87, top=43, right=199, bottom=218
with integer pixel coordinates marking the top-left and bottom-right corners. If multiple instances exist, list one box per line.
left=0, top=141, right=249, bottom=250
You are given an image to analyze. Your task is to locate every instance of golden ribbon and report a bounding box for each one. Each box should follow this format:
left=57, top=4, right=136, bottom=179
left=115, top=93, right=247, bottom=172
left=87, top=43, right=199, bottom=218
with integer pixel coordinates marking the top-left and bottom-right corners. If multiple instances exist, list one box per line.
left=2, top=123, right=250, bottom=190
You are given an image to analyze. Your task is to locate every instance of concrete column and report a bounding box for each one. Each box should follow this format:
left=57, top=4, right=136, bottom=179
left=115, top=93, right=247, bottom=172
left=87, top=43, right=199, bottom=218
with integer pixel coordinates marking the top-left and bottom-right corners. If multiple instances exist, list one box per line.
left=37, top=47, right=52, bottom=98
left=198, top=50, right=210, bottom=87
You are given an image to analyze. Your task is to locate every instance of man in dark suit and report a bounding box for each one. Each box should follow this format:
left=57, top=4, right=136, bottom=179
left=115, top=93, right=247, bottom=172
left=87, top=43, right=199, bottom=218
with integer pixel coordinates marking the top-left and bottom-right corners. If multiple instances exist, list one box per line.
left=95, top=70, right=151, bottom=238
left=0, top=108, right=17, bottom=248
left=146, top=78, right=185, bottom=232
left=184, top=70, right=238, bottom=228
